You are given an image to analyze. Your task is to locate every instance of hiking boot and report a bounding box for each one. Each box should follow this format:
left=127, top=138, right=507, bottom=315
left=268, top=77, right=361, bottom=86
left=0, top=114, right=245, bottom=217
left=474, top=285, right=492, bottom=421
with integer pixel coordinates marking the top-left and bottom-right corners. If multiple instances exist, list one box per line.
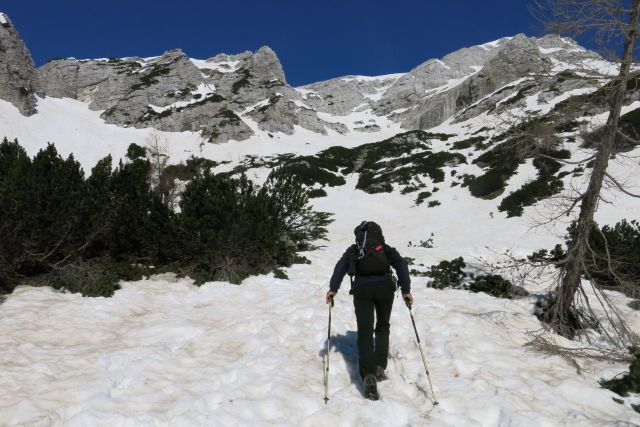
left=364, top=374, right=379, bottom=400
left=376, top=366, right=387, bottom=381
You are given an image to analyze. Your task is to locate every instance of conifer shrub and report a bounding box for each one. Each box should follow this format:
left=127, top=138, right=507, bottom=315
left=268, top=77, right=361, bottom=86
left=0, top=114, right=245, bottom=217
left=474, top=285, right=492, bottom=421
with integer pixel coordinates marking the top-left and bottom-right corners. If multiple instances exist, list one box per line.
left=293, top=254, right=311, bottom=265
left=467, top=167, right=514, bottom=198
left=498, top=177, right=564, bottom=217
left=582, top=219, right=640, bottom=296
left=272, top=268, right=289, bottom=280
left=179, top=168, right=330, bottom=284
left=47, top=261, right=148, bottom=297
left=529, top=219, right=640, bottom=300
left=126, top=143, right=146, bottom=159
left=601, top=347, right=640, bottom=403
left=415, top=191, right=432, bottom=205
left=426, top=257, right=467, bottom=289
left=424, top=257, right=518, bottom=298
left=307, top=188, right=327, bottom=198
left=452, top=136, right=484, bottom=150
left=468, top=274, right=515, bottom=298
left=255, top=131, right=466, bottom=195
left=278, top=159, right=346, bottom=187
left=0, top=140, right=330, bottom=295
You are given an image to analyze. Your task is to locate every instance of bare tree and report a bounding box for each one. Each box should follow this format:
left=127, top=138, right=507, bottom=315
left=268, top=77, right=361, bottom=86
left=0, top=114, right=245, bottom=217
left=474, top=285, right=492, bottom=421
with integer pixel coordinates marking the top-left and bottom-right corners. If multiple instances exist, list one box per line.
left=145, top=130, right=169, bottom=190
left=531, top=0, right=640, bottom=340
left=144, top=130, right=182, bottom=209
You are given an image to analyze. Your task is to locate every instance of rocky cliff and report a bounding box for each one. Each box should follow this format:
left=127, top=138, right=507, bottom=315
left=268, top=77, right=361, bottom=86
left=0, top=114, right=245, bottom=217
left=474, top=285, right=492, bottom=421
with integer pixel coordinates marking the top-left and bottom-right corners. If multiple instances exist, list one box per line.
left=0, top=12, right=39, bottom=116
left=36, top=44, right=350, bottom=143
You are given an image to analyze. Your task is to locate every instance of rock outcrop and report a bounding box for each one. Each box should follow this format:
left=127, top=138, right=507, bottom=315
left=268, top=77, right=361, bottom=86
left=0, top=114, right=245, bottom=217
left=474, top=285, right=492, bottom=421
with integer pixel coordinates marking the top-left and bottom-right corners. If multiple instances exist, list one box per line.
left=36, top=44, right=344, bottom=142
left=300, top=74, right=402, bottom=116
left=370, top=34, right=598, bottom=129
left=0, top=12, right=39, bottom=115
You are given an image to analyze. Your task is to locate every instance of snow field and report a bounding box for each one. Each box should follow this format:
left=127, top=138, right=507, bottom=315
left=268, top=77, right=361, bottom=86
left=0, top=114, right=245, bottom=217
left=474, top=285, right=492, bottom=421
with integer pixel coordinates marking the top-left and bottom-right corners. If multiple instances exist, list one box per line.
left=0, top=97, right=403, bottom=174
left=1, top=270, right=637, bottom=425
left=2, top=175, right=640, bottom=425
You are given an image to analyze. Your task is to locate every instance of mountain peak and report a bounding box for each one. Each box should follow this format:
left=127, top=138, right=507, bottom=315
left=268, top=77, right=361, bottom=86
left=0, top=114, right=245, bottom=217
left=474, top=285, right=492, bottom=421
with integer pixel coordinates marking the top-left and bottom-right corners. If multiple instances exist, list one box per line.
left=0, top=12, right=10, bottom=27
left=250, top=45, right=286, bottom=83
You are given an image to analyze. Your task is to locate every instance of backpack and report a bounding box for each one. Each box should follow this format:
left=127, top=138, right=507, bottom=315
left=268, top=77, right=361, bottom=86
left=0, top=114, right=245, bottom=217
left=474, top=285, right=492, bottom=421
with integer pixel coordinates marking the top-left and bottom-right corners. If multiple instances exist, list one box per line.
left=348, top=221, right=391, bottom=277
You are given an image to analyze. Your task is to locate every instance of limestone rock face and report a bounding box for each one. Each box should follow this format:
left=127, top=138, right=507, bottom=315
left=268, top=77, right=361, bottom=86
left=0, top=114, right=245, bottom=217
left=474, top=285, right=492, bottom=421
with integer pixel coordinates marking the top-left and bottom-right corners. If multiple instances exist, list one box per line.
left=39, top=57, right=144, bottom=109
left=0, top=12, right=39, bottom=115
left=101, top=50, right=206, bottom=125
left=246, top=95, right=348, bottom=135
left=2, top=12, right=613, bottom=143
left=371, top=34, right=607, bottom=130
left=374, top=40, right=506, bottom=118
left=300, top=74, right=402, bottom=116
left=35, top=43, right=347, bottom=142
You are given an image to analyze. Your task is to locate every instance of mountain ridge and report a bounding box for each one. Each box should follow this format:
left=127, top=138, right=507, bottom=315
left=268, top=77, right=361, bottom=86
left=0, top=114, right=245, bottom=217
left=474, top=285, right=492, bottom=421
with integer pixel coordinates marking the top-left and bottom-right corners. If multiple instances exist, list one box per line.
left=0, top=10, right=614, bottom=146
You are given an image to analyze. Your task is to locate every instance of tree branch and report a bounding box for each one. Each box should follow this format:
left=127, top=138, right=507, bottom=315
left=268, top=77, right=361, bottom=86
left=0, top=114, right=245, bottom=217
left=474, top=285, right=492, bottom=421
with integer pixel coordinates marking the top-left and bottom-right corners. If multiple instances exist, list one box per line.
left=604, top=171, right=640, bottom=197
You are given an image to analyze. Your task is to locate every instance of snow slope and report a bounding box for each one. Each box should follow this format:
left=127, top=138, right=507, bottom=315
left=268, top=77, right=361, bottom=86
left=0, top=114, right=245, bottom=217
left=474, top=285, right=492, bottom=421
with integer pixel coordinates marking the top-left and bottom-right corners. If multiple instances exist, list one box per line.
left=0, top=96, right=403, bottom=172
left=1, top=174, right=640, bottom=426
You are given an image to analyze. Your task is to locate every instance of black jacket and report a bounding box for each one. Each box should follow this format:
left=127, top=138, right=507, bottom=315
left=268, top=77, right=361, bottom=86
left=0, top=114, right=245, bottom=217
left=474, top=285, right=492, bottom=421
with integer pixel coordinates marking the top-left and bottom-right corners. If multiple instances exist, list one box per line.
left=329, top=244, right=411, bottom=294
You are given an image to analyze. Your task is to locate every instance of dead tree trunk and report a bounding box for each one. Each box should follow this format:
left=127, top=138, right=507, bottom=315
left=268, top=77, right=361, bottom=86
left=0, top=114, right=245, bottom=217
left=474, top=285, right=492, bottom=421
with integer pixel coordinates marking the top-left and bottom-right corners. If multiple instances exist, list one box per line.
left=549, top=0, right=640, bottom=337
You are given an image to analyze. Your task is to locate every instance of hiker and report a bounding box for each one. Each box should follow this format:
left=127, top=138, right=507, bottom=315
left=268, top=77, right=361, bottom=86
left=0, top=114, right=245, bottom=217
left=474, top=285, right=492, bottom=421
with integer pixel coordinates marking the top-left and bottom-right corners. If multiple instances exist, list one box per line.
left=326, top=221, right=412, bottom=399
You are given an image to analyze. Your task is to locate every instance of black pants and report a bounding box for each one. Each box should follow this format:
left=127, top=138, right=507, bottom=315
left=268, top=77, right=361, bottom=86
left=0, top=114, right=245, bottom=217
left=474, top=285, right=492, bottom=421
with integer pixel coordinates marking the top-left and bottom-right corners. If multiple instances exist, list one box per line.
left=352, top=279, right=396, bottom=379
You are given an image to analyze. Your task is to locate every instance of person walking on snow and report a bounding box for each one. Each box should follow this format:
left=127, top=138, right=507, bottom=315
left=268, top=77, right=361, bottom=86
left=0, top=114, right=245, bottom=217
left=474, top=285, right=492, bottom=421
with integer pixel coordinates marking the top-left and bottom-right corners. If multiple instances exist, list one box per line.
left=326, top=221, right=412, bottom=400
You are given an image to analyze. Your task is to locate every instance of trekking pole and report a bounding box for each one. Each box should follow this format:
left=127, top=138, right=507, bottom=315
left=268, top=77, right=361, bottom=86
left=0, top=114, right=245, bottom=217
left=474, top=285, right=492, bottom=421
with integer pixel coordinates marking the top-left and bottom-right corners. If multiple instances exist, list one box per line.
left=324, top=298, right=334, bottom=404
left=405, top=300, right=439, bottom=405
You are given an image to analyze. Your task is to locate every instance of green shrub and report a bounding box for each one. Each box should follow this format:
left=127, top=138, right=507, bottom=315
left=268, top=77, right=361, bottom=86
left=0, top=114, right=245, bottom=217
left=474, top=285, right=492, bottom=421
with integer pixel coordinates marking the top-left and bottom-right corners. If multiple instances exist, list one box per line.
left=48, top=261, right=128, bottom=297
left=467, top=167, right=514, bottom=198
left=426, top=257, right=467, bottom=289
left=498, top=177, right=564, bottom=217
left=584, top=219, right=640, bottom=295
left=307, top=188, right=327, bottom=198
left=408, top=233, right=434, bottom=248
left=529, top=219, right=640, bottom=298
left=126, top=143, right=146, bottom=159
left=279, top=159, right=346, bottom=188
left=415, top=191, right=432, bottom=205
left=256, top=131, right=466, bottom=196
left=273, top=268, right=289, bottom=280
left=601, top=348, right=640, bottom=401
left=293, top=254, right=311, bottom=265
left=0, top=140, right=330, bottom=296
left=452, top=136, right=484, bottom=150
left=527, top=244, right=565, bottom=263
left=468, top=274, right=514, bottom=298
left=179, top=168, right=330, bottom=284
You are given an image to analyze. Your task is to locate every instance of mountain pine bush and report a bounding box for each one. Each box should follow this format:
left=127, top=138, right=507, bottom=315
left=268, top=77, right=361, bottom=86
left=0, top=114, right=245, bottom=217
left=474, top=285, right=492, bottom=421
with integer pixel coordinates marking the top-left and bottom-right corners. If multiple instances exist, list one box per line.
left=531, top=219, right=640, bottom=298
left=0, top=139, right=330, bottom=295
left=426, top=257, right=467, bottom=289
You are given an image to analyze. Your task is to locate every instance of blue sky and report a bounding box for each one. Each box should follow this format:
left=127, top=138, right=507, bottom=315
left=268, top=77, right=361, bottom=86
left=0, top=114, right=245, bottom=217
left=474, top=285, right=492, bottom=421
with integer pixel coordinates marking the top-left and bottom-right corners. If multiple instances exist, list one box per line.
left=2, top=1, right=543, bottom=86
